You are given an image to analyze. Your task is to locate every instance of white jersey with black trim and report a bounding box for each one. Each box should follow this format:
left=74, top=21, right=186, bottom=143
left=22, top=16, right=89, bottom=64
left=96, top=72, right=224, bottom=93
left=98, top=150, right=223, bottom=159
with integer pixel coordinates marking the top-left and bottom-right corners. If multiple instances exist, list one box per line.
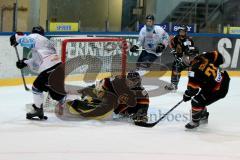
left=136, top=25, right=169, bottom=56
left=16, top=33, right=61, bottom=73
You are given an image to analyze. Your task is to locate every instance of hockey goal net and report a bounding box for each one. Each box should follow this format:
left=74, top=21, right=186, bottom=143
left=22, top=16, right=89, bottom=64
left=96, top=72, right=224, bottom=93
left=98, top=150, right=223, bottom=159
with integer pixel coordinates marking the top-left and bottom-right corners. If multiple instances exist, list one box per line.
left=61, top=37, right=127, bottom=83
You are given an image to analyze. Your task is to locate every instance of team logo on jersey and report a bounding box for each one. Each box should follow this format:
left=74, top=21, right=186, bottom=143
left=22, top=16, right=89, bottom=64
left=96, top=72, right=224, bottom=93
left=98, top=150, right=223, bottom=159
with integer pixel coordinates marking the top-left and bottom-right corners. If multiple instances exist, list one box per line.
left=118, top=94, right=129, bottom=105
left=19, top=37, right=36, bottom=48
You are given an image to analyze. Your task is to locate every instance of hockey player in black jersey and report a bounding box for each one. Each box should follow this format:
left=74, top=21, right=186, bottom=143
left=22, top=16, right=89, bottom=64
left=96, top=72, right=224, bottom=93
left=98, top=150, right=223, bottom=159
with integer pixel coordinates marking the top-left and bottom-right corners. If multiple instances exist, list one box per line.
left=165, top=25, right=198, bottom=90
left=183, top=51, right=230, bottom=129
left=66, top=71, right=149, bottom=123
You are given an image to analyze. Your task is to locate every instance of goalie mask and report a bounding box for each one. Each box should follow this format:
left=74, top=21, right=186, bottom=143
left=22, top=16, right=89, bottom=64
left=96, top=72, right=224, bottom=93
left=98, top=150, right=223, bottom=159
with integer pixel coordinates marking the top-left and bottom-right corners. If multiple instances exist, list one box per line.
left=94, top=78, right=111, bottom=97
left=126, top=71, right=142, bottom=89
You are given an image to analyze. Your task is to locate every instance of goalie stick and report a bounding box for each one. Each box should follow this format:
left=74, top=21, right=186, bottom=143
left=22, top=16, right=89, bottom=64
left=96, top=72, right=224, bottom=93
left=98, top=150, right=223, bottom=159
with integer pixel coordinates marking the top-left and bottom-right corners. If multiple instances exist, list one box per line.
left=134, top=99, right=183, bottom=127
left=14, top=46, right=30, bottom=91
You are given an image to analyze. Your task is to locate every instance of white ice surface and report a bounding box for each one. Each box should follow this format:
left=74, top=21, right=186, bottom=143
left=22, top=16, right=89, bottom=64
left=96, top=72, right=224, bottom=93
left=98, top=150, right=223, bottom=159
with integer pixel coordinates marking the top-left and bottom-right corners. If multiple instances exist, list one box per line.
left=0, top=77, right=240, bottom=160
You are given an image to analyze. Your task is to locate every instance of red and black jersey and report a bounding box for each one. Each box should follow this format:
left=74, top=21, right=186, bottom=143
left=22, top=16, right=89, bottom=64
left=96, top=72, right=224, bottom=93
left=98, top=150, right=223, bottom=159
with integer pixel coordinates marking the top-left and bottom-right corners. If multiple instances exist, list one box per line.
left=187, top=51, right=225, bottom=95
left=171, top=35, right=195, bottom=57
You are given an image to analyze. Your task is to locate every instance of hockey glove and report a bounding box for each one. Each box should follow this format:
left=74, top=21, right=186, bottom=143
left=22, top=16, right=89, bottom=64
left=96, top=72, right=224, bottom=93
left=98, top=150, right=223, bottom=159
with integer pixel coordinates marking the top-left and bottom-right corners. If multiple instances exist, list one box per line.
left=10, top=34, right=18, bottom=46
left=16, top=58, right=28, bottom=69
left=183, top=90, right=192, bottom=102
left=130, top=45, right=139, bottom=52
left=156, top=43, right=165, bottom=53
left=10, top=32, right=24, bottom=47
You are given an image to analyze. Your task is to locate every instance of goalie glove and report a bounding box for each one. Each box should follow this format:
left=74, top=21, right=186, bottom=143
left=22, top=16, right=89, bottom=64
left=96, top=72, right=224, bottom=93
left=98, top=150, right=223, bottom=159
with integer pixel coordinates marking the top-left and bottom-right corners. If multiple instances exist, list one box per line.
left=82, top=95, right=102, bottom=105
left=156, top=43, right=165, bottom=53
left=130, top=45, right=139, bottom=52
left=16, top=58, right=28, bottom=69
left=69, top=99, right=96, bottom=113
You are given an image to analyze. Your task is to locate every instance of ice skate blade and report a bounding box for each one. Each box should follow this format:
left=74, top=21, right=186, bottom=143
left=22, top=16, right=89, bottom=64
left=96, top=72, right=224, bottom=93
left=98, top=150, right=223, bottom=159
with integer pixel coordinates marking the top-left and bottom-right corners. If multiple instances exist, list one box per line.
left=26, top=115, right=48, bottom=120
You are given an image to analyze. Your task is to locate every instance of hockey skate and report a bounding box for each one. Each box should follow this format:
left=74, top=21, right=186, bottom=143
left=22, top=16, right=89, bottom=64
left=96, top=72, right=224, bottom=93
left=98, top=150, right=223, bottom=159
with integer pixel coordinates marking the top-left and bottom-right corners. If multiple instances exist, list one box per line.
left=165, top=83, right=178, bottom=91
left=200, top=110, right=209, bottom=124
left=185, top=121, right=199, bottom=129
left=26, top=104, right=48, bottom=120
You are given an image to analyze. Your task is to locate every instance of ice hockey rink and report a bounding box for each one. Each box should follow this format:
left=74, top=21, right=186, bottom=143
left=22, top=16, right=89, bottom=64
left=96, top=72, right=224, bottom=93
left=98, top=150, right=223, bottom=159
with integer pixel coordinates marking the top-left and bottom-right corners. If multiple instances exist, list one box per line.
left=0, top=76, right=239, bottom=160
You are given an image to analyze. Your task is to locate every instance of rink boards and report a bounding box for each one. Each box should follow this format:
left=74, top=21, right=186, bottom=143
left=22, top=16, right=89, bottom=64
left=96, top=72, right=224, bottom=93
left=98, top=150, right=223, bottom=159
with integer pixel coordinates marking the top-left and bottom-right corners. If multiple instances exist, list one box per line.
left=0, top=70, right=239, bottom=87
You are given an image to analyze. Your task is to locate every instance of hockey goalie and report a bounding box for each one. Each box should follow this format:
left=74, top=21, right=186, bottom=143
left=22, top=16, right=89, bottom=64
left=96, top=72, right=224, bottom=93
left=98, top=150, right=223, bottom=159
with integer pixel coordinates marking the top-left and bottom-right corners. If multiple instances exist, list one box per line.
left=60, top=71, right=149, bottom=123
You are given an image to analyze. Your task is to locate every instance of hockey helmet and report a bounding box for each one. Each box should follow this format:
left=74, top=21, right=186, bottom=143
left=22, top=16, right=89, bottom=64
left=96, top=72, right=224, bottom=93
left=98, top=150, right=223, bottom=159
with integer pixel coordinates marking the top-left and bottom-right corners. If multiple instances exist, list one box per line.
left=145, top=14, right=155, bottom=31
left=178, top=24, right=188, bottom=32
left=32, top=25, right=45, bottom=36
left=126, top=71, right=142, bottom=88
left=146, top=14, right=155, bottom=21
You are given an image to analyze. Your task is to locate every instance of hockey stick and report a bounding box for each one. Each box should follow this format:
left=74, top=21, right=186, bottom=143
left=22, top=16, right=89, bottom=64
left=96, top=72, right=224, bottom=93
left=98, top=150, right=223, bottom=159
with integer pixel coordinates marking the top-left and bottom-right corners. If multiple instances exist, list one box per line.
left=14, top=46, right=30, bottom=91
left=134, top=99, right=184, bottom=128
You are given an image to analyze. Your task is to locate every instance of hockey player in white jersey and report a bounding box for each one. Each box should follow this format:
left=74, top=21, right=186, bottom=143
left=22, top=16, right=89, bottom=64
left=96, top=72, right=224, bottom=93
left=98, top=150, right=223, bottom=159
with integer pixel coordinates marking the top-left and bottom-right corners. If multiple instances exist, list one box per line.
left=130, top=14, right=169, bottom=69
left=10, top=26, right=66, bottom=120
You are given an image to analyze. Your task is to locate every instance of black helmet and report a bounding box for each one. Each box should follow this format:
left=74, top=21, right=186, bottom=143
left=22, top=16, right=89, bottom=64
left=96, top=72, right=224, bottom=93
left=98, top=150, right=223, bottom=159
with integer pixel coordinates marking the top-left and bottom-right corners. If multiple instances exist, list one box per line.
left=178, top=24, right=188, bottom=32
left=146, top=14, right=155, bottom=21
left=32, top=25, right=45, bottom=36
